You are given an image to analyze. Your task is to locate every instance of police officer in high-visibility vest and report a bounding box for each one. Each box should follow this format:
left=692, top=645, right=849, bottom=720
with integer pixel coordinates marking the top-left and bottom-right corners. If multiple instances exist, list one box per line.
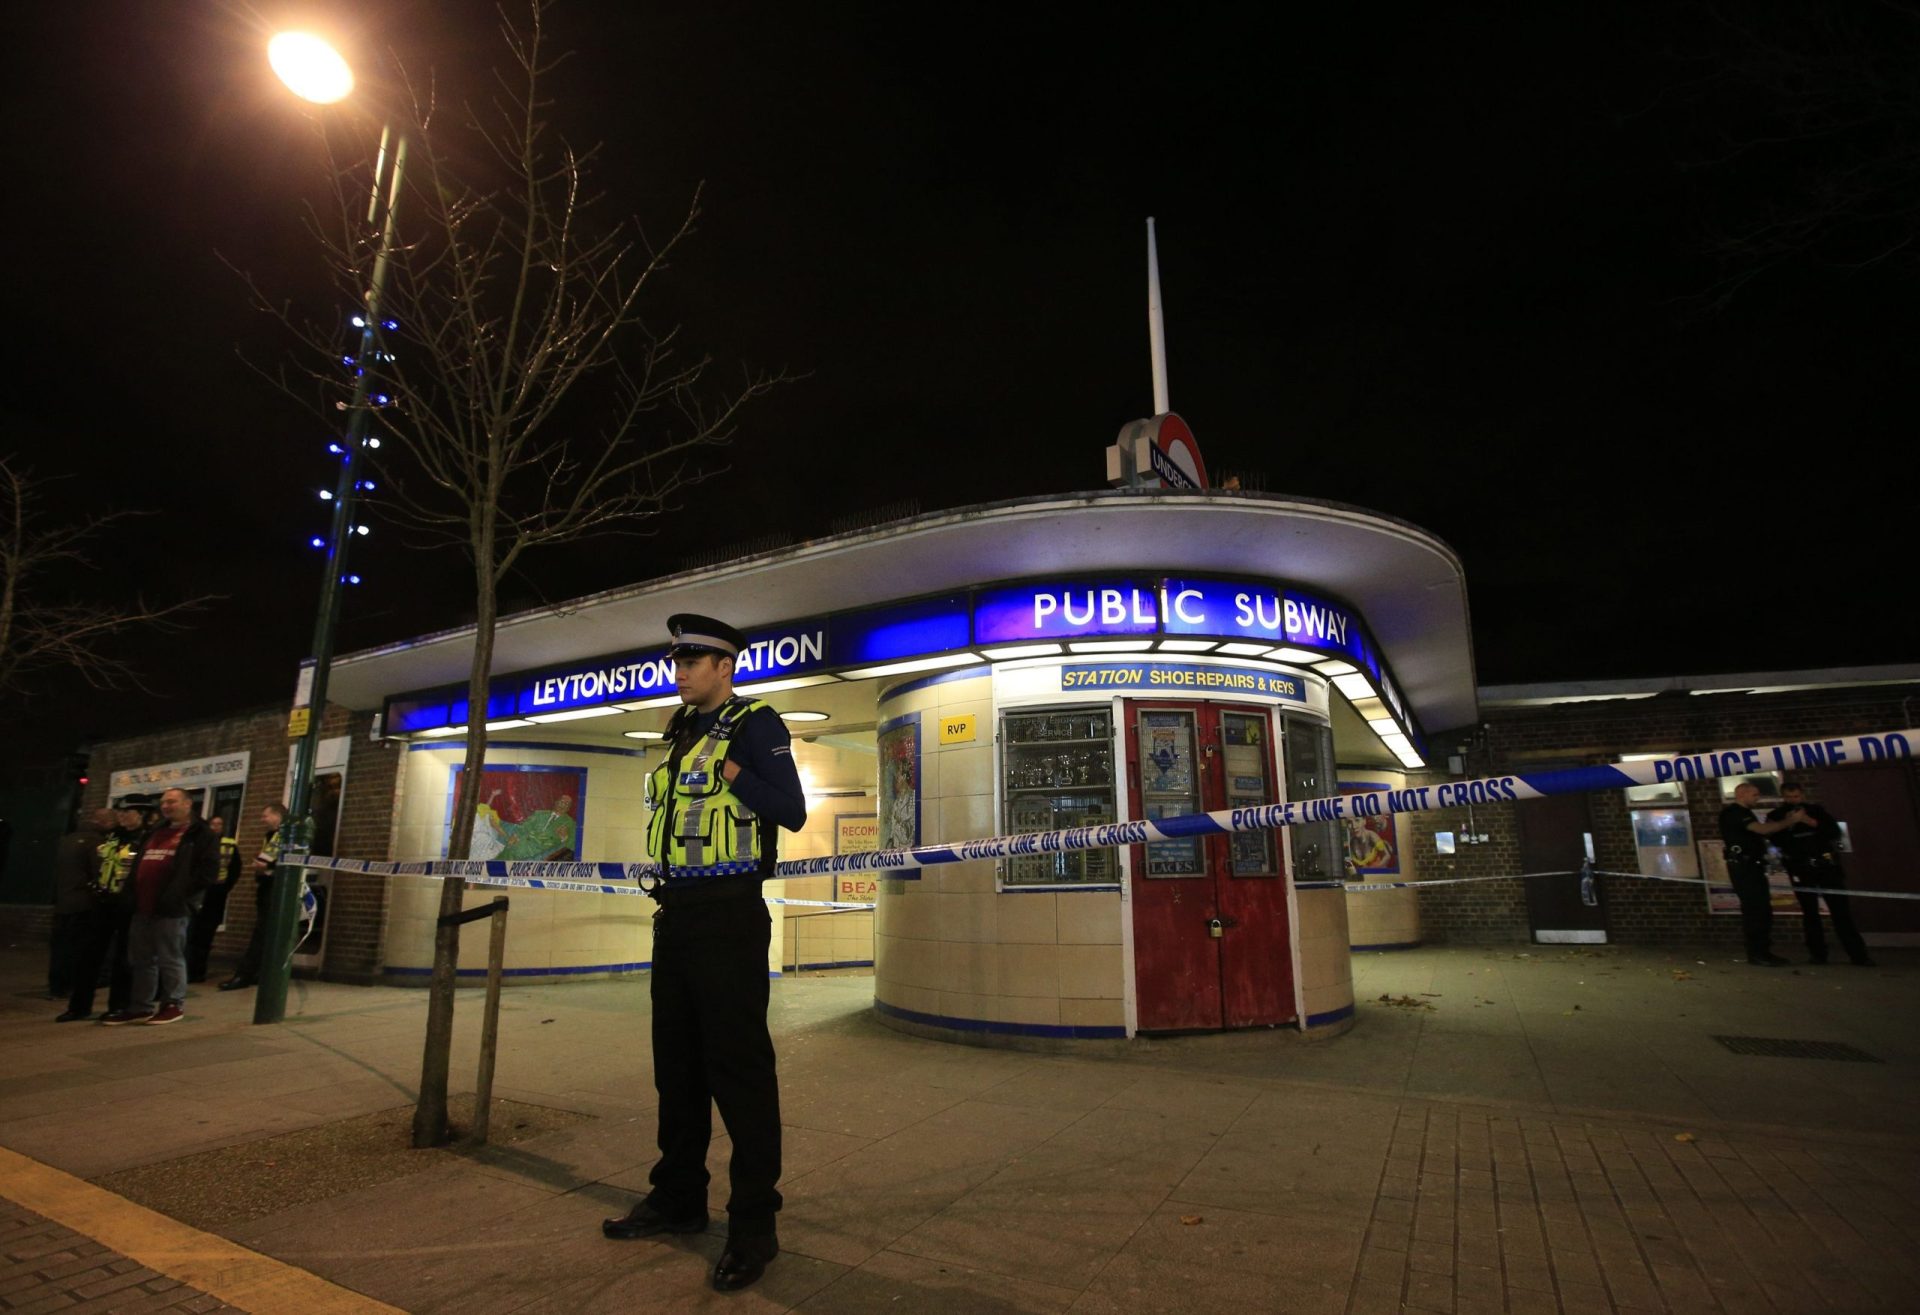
left=186, top=815, right=243, bottom=983
left=602, top=615, right=806, bottom=1292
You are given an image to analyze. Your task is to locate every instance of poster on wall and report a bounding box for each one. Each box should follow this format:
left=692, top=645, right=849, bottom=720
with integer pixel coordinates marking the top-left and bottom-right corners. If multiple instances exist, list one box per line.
left=835, top=812, right=880, bottom=902
left=447, top=764, right=586, bottom=860
left=1697, top=839, right=1801, bottom=916
left=876, top=716, right=921, bottom=854
left=1341, top=783, right=1399, bottom=876
left=1631, top=808, right=1699, bottom=878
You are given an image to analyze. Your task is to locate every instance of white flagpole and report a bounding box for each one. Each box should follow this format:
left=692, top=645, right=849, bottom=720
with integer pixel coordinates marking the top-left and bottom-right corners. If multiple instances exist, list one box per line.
left=1147, top=217, right=1170, bottom=415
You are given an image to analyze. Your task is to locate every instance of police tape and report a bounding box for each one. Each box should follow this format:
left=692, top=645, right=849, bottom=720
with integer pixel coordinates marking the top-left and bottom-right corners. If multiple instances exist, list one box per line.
left=386, top=868, right=876, bottom=909
left=286, top=726, right=1918, bottom=892
left=1338, top=867, right=1920, bottom=902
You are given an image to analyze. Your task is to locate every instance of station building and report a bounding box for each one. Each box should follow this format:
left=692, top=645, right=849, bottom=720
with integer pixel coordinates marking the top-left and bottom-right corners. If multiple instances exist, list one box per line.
left=44, top=466, right=1920, bottom=1043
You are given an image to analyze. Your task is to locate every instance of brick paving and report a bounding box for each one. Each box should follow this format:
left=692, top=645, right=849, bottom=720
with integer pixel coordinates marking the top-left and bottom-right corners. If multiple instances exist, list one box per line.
left=4, top=945, right=1918, bottom=1313
left=1346, top=1105, right=1920, bottom=1314
left=0, top=1202, right=241, bottom=1315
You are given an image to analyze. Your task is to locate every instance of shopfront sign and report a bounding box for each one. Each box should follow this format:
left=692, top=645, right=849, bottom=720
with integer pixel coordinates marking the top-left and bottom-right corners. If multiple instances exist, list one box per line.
left=1059, top=663, right=1306, bottom=701
left=521, top=623, right=829, bottom=716
left=387, top=574, right=1416, bottom=746
left=1162, top=579, right=1373, bottom=671
left=109, top=752, right=252, bottom=798
left=975, top=582, right=1160, bottom=642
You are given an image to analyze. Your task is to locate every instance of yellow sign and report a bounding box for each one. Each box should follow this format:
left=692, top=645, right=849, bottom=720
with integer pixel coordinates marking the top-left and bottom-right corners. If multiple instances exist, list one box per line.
left=939, top=713, right=977, bottom=745
left=287, top=707, right=311, bottom=740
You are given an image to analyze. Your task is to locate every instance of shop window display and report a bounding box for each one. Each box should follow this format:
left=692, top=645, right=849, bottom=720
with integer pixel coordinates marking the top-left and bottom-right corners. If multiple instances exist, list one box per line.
left=1001, top=707, right=1117, bottom=887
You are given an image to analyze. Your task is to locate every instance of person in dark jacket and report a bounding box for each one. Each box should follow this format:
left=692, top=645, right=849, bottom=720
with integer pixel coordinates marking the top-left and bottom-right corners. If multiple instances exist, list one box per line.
left=101, top=789, right=218, bottom=1026
left=1768, top=782, right=1874, bottom=967
left=49, top=809, right=113, bottom=1000
left=57, top=807, right=142, bottom=1022
left=1718, top=780, right=1809, bottom=966
left=221, top=803, right=288, bottom=991
left=185, top=814, right=243, bottom=982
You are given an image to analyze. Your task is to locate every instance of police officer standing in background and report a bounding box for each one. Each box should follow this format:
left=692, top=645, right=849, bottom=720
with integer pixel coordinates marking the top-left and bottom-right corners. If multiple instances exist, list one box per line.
left=221, top=803, right=287, bottom=992
left=602, top=615, right=807, bottom=1293
left=1769, top=781, right=1874, bottom=967
left=186, top=814, right=243, bottom=983
left=1719, top=779, right=1810, bottom=966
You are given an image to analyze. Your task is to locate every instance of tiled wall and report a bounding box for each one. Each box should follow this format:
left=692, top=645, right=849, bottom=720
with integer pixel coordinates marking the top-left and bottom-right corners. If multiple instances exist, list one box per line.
left=1295, top=888, right=1356, bottom=1029
left=382, top=735, right=779, bottom=980
left=872, top=670, right=1129, bottom=1037
left=1338, top=768, right=1422, bottom=949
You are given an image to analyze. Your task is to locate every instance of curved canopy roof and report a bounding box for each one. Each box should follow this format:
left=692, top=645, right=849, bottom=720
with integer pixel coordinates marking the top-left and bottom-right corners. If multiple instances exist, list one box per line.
left=327, top=490, right=1478, bottom=733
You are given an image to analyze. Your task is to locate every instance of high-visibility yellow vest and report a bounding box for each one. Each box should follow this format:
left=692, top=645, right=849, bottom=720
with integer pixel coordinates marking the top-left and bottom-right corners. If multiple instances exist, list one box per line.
left=645, top=697, right=767, bottom=879
left=218, top=835, right=240, bottom=881
left=94, top=838, right=135, bottom=895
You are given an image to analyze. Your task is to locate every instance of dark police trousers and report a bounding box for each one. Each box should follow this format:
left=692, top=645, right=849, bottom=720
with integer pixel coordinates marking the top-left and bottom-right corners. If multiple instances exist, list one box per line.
left=646, top=894, right=782, bottom=1237
left=1786, top=858, right=1869, bottom=963
left=66, top=906, right=131, bottom=1017
left=1727, top=858, right=1774, bottom=959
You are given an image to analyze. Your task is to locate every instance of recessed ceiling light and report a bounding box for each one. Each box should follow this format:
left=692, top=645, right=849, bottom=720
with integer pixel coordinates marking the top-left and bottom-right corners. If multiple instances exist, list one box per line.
left=781, top=710, right=830, bottom=722
left=980, top=643, right=1063, bottom=659
left=734, top=674, right=841, bottom=694
left=837, top=653, right=982, bottom=679
left=525, top=706, right=626, bottom=724
left=622, top=730, right=666, bottom=740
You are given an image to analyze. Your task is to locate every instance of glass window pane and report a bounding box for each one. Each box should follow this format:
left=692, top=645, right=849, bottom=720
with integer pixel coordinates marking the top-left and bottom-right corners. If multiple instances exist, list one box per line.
left=1282, top=716, right=1339, bottom=880
left=1222, top=711, right=1276, bottom=876
left=1001, top=706, right=1117, bottom=887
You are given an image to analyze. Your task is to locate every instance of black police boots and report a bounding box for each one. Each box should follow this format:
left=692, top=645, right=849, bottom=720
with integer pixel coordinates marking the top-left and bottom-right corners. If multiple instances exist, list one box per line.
left=600, top=1199, right=708, bottom=1240
left=712, top=1233, right=778, bottom=1291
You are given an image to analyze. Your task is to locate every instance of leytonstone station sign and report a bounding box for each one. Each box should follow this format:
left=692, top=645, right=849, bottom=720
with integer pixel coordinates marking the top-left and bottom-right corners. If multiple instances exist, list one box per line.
left=383, top=575, right=1424, bottom=760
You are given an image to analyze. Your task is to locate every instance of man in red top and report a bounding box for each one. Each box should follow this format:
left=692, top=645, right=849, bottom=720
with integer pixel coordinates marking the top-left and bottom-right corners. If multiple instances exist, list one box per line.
left=102, top=788, right=218, bottom=1026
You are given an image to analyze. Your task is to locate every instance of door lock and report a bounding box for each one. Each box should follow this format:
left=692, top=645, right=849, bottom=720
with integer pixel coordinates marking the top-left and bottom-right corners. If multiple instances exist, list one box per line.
left=1207, top=918, right=1224, bottom=938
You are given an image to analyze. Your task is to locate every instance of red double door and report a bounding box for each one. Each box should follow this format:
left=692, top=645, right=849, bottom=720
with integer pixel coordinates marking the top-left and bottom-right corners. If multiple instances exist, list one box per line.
left=1126, top=700, right=1296, bottom=1032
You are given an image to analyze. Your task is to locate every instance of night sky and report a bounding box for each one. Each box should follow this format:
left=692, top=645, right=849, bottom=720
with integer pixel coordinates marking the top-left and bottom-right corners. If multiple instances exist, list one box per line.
left=5, top=1, right=1915, bottom=763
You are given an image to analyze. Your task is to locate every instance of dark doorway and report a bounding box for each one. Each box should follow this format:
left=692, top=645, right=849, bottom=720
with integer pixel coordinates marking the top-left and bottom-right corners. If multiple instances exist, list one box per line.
left=1516, top=791, right=1606, bottom=944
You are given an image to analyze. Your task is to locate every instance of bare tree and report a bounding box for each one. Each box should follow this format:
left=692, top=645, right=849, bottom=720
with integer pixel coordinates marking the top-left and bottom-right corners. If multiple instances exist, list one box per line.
left=248, top=2, right=788, bottom=1145
left=1672, top=2, right=1920, bottom=307
left=0, top=455, right=207, bottom=703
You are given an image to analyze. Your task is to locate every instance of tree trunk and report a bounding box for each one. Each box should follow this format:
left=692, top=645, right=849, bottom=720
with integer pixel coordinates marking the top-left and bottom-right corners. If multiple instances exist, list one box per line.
left=412, top=556, right=498, bottom=1147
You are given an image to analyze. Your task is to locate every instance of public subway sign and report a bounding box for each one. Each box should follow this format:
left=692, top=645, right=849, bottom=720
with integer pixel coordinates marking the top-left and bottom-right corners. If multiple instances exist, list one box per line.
left=976, top=579, right=1379, bottom=678
left=385, top=574, right=1417, bottom=741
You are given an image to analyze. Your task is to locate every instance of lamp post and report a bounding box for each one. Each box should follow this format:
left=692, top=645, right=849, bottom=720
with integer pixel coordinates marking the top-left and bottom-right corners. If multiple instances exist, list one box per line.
left=255, top=32, right=406, bottom=1024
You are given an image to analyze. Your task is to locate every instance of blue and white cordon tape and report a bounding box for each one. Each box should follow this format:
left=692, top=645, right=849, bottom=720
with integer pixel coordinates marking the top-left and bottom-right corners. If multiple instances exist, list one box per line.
left=289, top=728, right=1919, bottom=904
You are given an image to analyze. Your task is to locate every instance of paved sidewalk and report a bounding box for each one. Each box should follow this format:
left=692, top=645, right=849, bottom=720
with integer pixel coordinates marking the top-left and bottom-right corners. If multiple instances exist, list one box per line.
left=2, top=944, right=1916, bottom=1313
left=1, top=1200, right=239, bottom=1314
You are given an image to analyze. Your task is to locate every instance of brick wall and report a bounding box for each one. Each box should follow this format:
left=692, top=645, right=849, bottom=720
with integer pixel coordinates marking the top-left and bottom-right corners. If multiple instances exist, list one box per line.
left=75, top=703, right=398, bottom=983
left=1410, top=685, right=1920, bottom=946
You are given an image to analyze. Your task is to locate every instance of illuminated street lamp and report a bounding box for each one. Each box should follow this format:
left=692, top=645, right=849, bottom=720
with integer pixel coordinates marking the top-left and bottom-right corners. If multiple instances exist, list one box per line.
left=267, top=33, right=355, bottom=104
left=256, top=31, right=406, bottom=1025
